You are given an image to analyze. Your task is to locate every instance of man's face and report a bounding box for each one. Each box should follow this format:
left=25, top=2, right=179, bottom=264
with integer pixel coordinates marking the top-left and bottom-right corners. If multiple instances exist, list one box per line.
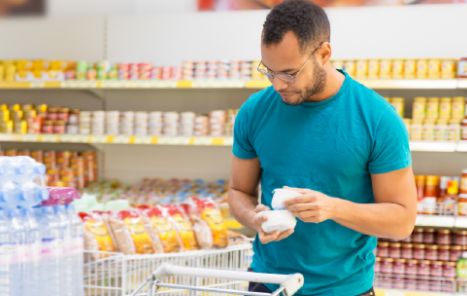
left=260, top=31, right=327, bottom=105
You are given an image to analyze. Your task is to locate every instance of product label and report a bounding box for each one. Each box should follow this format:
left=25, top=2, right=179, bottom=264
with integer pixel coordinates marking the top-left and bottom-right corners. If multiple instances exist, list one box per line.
left=462, top=127, right=467, bottom=140
left=85, top=220, right=116, bottom=253
left=41, top=238, right=63, bottom=259
left=459, top=203, right=467, bottom=216
left=0, top=243, right=14, bottom=264
left=123, top=217, right=154, bottom=254
left=150, top=216, right=181, bottom=253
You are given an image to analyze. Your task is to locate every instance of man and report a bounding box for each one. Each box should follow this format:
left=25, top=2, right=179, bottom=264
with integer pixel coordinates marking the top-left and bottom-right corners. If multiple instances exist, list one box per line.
left=227, top=1, right=417, bottom=295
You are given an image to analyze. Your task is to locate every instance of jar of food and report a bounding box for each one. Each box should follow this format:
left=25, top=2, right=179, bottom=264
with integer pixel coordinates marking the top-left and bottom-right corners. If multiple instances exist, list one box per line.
left=455, top=231, right=467, bottom=246
left=41, top=120, right=54, bottom=134
left=344, top=60, right=356, bottom=77
left=368, top=59, right=379, bottom=79
left=392, top=276, right=405, bottom=290
left=392, top=59, right=404, bottom=79
left=412, top=228, right=424, bottom=243
left=424, top=178, right=439, bottom=200
left=413, top=97, right=427, bottom=119
left=444, top=278, right=456, bottom=293
left=404, top=59, right=417, bottom=79
left=429, top=279, right=441, bottom=292
left=459, top=58, right=467, bottom=78
left=441, top=58, right=457, bottom=79
left=377, top=241, right=389, bottom=257
left=411, top=119, right=423, bottom=141
left=414, top=244, right=426, bottom=260
left=391, top=98, right=404, bottom=118
left=405, top=259, right=418, bottom=275
left=439, top=97, right=452, bottom=119
left=66, top=123, right=79, bottom=134
left=417, top=59, right=429, bottom=79
left=462, top=120, right=467, bottom=141
left=374, top=257, right=381, bottom=273
left=58, top=108, right=69, bottom=121
left=417, top=279, right=430, bottom=291
left=380, top=59, right=392, bottom=79
left=434, top=119, right=448, bottom=141
left=436, top=229, right=451, bottom=245
left=426, top=97, right=440, bottom=119
left=430, top=261, right=442, bottom=277
left=439, top=245, right=450, bottom=261
left=422, top=120, right=436, bottom=141
left=53, top=121, right=66, bottom=134
left=459, top=194, right=467, bottom=217
left=401, top=243, right=413, bottom=259
left=47, top=107, right=59, bottom=121
left=381, top=258, right=394, bottom=274
left=417, top=260, right=430, bottom=276
left=426, top=245, right=438, bottom=261
left=450, top=245, right=462, bottom=261
left=451, top=97, right=466, bottom=119
left=424, top=229, right=436, bottom=244
left=68, top=109, right=80, bottom=124
left=443, top=261, right=457, bottom=278
left=331, top=60, right=344, bottom=70
left=448, top=119, right=461, bottom=141
left=400, top=234, right=411, bottom=243
left=381, top=276, right=392, bottom=288
left=428, top=59, right=441, bottom=79
left=405, top=278, right=417, bottom=290
left=393, top=259, right=406, bottom=275
left=389, top=243, right=401, bottom=258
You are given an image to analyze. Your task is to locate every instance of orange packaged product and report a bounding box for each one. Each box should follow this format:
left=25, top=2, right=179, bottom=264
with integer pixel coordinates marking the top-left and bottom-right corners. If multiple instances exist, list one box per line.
left=139, top=206, right=181, bottom=253
left=79, top=212, right=116, bottom=260
left=108, top=210, right=155, bottom=255
left=160, top=204, right=200, bottom=251
left=188, top=198, right=229, bottom=249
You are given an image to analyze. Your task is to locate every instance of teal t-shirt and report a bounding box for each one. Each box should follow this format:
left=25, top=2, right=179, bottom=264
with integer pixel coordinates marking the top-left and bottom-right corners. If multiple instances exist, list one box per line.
left=232, top=71, right=411, bottom=295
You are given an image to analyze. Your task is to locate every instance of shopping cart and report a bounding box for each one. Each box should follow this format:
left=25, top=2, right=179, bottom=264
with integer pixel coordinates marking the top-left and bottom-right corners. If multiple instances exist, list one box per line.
left=129, top=263, right=304, bottom=296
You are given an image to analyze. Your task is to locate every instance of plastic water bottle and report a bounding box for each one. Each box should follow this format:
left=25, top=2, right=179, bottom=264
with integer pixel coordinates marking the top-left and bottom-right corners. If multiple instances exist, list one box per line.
left=7, top=208, right=25, bottom=296
left=11, top=156, right=49, bottom=208
left=67, top=204, right=85, bottom=296
left=20, top=207, right=41, bottom=296
left=55, top=205, right=73, bottom=296
left=38, top=206, right=63, bottom=296
left=0, top=158, right=21, bottom=209
left=0, top=208, right=12, bottom=296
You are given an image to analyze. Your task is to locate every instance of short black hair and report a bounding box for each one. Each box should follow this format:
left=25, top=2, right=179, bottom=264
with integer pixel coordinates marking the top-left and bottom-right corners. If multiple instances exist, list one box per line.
left=262, top=0, right=330, bottom=54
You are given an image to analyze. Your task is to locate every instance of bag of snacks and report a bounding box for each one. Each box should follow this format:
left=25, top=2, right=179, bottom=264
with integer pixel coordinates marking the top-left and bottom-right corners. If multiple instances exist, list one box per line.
left=138, top=206, right=181, bottom=253
left=227, top=230, right=248, bottom=246
left=160, top=205, right=199, bottom=251
left=79, top=212, right=116, bottom=260
left=187, top=198, right=228, bottom=249
left=108, top=210, right=155, bottom=255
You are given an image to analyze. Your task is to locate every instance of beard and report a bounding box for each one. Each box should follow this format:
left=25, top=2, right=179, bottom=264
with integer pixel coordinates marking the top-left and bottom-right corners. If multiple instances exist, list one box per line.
left=281, top=59, right=327, bottom=106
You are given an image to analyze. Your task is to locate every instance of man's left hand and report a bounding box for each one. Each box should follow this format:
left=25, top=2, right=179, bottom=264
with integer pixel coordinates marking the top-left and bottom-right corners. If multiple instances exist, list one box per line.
left=283, top=186, right=339, bottom=223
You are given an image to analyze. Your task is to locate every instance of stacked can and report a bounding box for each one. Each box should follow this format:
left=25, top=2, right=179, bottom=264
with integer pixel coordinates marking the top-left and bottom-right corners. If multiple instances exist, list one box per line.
left=240, top=61, right=253, bottom=80
left=217, top=60, right=230, bottom=79
left=120, top=111, right=135, bottom=135
left=31, top=150, right=44, bottom=163
left=183, top=61, right=194, bottom=80
left=79, top=111, right=91, bottom=134
left=151, top=67, right=162, bottom=80
left=139, top=63, right=152, bottom=80
left=118, top=63, right=130, bottom=80
left=229, top=61, right=240, bottom=79
left=162, top=67, right=172, bottom=80
left=129, top=63, right=140, bottom=80
left=44, top=151, right=59, bottom=185
left=209, top=110, right=227, bottom=137
left=207, top=61, right=218, bottom=80
left=91, top=111, right=106, bottom=135
left=224, top=110, right=237, bottom=136
left=180, top=112, right=196, bottom=137
left=195, top=61, right=207, bottom=80
left=251, top=60, right=263, bottom=79
left=163, top=112, right=179, bottom=136
left=172, top=66, right=183, bottom=80
left=76, top=61, right=88, bottom=81
left=106, top=111, right=120, bottom=135
left=194, top=115, right=209, bottom=136
left=149, top=112, right=163, bottom=136
left=134, top=112, right=149, bottom=136
left=96, top=61, right=111, bottom=80
left=66, top=109, right=80, bottom=134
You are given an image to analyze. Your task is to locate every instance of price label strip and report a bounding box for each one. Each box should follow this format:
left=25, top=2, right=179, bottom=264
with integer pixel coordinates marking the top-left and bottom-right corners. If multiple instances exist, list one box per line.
left=113, top=135, right=133, bottom=144
left=22, top=134, right=40, bottom=142
left=134, top=136, right=153, bottom=144
left=223, top=137, right=234, bottom=146
left=41, top=134, right=60, bottom=142
left=193, top=137, right=213, bottom=146
left=90, top=135, right=110, bottom=143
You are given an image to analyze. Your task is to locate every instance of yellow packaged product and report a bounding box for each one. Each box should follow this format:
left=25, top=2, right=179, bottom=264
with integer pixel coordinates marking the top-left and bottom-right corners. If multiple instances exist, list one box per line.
left=452, top=97, right=466, bottom=119
left=331, top=60, right=344, bottom=70
left=422, top=119, right=436, bottom=141
left=412, top=97, right=427, bottom=119
left=428, top=59, right=441, bottom=79
left=80, top=212, right=117, bottom=260
left=368, top=59, right=379, bottom=79
left=404, top=59, right=417, bottom=79
left=5, top=65, right=16, bottom=81
left=161, top=204, right=200, bottom=251
left=392, top=59, right=404, bottom=79
left=441, top=59, right=457, bottom=79
left=379, top=59, right=392, bottom=79
left=448, top=119, right=462, bottom=141
left=416, top=59, right=429, bottom=79
left=356, top=60, right=368, bottom=79
left=411, top=119, right=423, bottom=141
left=426, top=97, right=440, bottom=119
left=439, top=97, right=452, bottom=119
left=403, top=118, right=412, bottom=139
left=0, top=64, right=4, bottom=81
left=344, top=60, right=356, bottom=77
left=140, top=206, right=181, bottom=253
left=187, top=198, right=229, bottom=249
left=391, top=97, right=405, bottom=117
left=434, top=119, right=448, bottom=141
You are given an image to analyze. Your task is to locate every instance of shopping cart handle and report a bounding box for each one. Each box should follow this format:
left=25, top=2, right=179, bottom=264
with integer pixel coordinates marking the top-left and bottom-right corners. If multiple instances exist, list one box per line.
left=151, top=263, right=304, bottom=296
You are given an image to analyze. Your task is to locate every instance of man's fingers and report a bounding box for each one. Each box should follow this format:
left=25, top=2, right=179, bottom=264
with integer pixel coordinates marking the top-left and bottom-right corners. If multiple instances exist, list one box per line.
left=283, top=195, right=315, bottom=206
left=255, top=204, right=271, bottom=212
left=274, top=229, right=294, bottom=241
left=286, top=203, right=317, bottom=212
left=283, top=186, right=310, bottom=194
left=293, top=210, right=315, bottom=219
left=259, top=230, right=281, bottom=244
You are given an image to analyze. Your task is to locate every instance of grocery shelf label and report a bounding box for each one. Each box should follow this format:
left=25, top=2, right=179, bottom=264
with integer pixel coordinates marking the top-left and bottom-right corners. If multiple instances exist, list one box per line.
left=61, top=81, right=98, bottom=88
left=22, top=134, right=40, bottom=142
left=100, top=81, right=129, bottom=88
left=60, top=134, right=90, bottom=143
left=131, top=81, right=154, bottom=88
left=150, top=80, right=178, bottom=88
left=245, top=80, right=272, bottom=89
left=193, top=137, right=212, bottom=146
left=0, top=81, right=30, bottom=88
left=176, top=81, right=193, bottom=88
left=60, top=134, right=74, bottom=142
left=211, top=138, right=225, bottom=146
left=133, top=136, right=153, bottom=144
left=90, top=135, right=110, bottom=143
left=223, top=137, right=234, bottom=146
left=455, top=217, right=467, bottom=228
left=41, top=134, right=60, bottom=143
left=158, top=136, right=191, bottom=145
left=113, top=135, right=133, bottom=144
left=29, top=82, right=45, bottom=88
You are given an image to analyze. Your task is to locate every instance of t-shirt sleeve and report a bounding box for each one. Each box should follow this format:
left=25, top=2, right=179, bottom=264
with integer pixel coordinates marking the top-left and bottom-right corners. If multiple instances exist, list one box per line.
left=368, top=106, right=412, bottom=174
left=232, top=103, right=257, bottom=159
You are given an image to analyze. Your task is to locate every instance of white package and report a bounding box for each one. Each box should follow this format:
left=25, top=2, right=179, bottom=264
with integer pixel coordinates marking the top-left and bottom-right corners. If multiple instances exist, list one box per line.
left=271, top=188, right=302, bottom=210
left=258, top=210, right=297, bottom=234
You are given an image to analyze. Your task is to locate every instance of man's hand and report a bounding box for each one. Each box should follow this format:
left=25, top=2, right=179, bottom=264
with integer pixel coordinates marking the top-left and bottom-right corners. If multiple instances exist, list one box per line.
left=283, top=186, right=338, bottom=223
left=251, top=204, right=294, bottom=244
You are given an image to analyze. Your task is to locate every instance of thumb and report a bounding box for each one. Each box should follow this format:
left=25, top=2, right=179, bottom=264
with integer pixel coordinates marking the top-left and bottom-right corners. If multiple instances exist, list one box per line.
left=283, top=186, right=308, bottom=194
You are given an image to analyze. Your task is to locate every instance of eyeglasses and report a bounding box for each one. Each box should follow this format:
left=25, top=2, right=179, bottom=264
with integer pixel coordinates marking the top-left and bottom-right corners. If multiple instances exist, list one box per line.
left=257, top=43, right=323, bottom=84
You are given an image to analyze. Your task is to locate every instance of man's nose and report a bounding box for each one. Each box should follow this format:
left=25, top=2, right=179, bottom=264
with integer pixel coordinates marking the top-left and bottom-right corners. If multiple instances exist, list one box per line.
left=271, top=76, right=288, bottom=93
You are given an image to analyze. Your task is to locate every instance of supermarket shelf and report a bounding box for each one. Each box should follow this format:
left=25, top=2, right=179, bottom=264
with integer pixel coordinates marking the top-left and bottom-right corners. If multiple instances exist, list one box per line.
left=415, top=215, right=467, bottom=229
left=0, top=79, right=467, bottom=90
left=375, top=288, right=453, bottom=296
left=409, top=141, right=457, bottom=152
left=0, top=133, right=234, bottom=146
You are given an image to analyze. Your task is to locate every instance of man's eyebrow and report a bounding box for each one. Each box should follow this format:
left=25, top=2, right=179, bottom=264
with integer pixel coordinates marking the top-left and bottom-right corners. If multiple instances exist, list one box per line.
left=262, top=62, right=297, bottom=73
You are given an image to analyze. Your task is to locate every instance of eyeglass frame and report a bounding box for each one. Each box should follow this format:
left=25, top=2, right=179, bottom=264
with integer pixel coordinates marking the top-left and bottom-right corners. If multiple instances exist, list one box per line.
left=257, top=42, right=324, bottom=84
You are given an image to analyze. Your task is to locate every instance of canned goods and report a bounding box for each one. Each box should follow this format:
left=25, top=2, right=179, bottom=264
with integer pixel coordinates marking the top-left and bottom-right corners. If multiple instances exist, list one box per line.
left=441, top=59, right=457, bottom=79
left=392, top=59, right=404, bottom=79
left=428, top=59, right=441, bottom=79
left=404, top=59, right=417, bottom=79
left=417, top=59, right=429, bottom=79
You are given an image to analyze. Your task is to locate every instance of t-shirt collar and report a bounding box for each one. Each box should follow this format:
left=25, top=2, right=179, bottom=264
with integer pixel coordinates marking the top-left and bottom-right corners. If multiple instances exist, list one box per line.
left=299, top=69, right=349, bottom=108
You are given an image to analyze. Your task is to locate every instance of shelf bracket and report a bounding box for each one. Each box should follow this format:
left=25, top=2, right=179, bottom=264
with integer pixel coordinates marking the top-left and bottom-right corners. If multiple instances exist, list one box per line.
left=86, top=89, right=106, bottom=101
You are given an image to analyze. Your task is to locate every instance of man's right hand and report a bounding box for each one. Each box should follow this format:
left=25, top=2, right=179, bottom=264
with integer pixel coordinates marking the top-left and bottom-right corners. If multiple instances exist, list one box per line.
left=251, top=204, right=294, bottom=244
